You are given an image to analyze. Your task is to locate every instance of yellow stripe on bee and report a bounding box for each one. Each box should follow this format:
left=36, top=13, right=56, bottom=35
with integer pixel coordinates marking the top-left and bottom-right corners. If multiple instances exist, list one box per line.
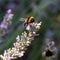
left=28, top=16, right=34, bottom=23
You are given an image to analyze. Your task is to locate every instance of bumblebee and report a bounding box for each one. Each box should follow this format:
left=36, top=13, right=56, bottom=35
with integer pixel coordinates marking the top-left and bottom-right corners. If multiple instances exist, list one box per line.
left=20, top=16, right=35, bottom=26
left=42, top=49, right=54, bottom=57
left=24, top=16, right=35, bottom=25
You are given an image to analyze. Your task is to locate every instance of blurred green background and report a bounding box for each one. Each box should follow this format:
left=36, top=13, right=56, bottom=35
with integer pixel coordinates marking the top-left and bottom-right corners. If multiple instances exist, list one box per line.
left=0, top=0, right=60, bottom=60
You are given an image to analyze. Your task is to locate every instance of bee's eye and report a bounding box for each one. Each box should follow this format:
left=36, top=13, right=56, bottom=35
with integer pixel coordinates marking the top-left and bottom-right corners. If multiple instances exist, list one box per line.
left=31, top=18, right=35, bottom=22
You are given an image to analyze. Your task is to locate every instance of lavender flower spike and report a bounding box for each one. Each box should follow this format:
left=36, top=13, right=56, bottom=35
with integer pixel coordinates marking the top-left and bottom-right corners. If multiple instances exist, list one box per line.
left=0, top=18, right=42, bottom=60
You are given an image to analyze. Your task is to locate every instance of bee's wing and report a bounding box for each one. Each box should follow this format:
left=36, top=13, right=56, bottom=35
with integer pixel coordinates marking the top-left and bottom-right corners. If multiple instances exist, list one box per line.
left=19, top=18, right=26, bottom=22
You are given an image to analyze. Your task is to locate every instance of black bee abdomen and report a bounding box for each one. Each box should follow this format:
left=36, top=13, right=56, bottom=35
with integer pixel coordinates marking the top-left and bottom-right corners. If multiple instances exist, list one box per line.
left=46, top=50, right=54, bottom=57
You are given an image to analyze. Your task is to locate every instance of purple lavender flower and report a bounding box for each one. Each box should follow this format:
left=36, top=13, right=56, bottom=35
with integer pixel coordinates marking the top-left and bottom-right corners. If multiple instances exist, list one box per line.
left=16, top=35, right=21, bottom=42
left=18, top=51, right=25, bottom=58
left=7, top=9, right=12, bottom=14
left=0, top=23, right=8, bottom=30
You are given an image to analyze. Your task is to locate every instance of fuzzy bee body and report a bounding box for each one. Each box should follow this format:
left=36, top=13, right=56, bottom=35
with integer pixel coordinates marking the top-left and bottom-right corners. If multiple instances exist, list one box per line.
left=42, top=49, right=54, bottom=57
left=24, top=16, right=35, bottom=26
left=46, top=49, right=54, bottom=57
left=20, top=16, right=35, bottom=26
